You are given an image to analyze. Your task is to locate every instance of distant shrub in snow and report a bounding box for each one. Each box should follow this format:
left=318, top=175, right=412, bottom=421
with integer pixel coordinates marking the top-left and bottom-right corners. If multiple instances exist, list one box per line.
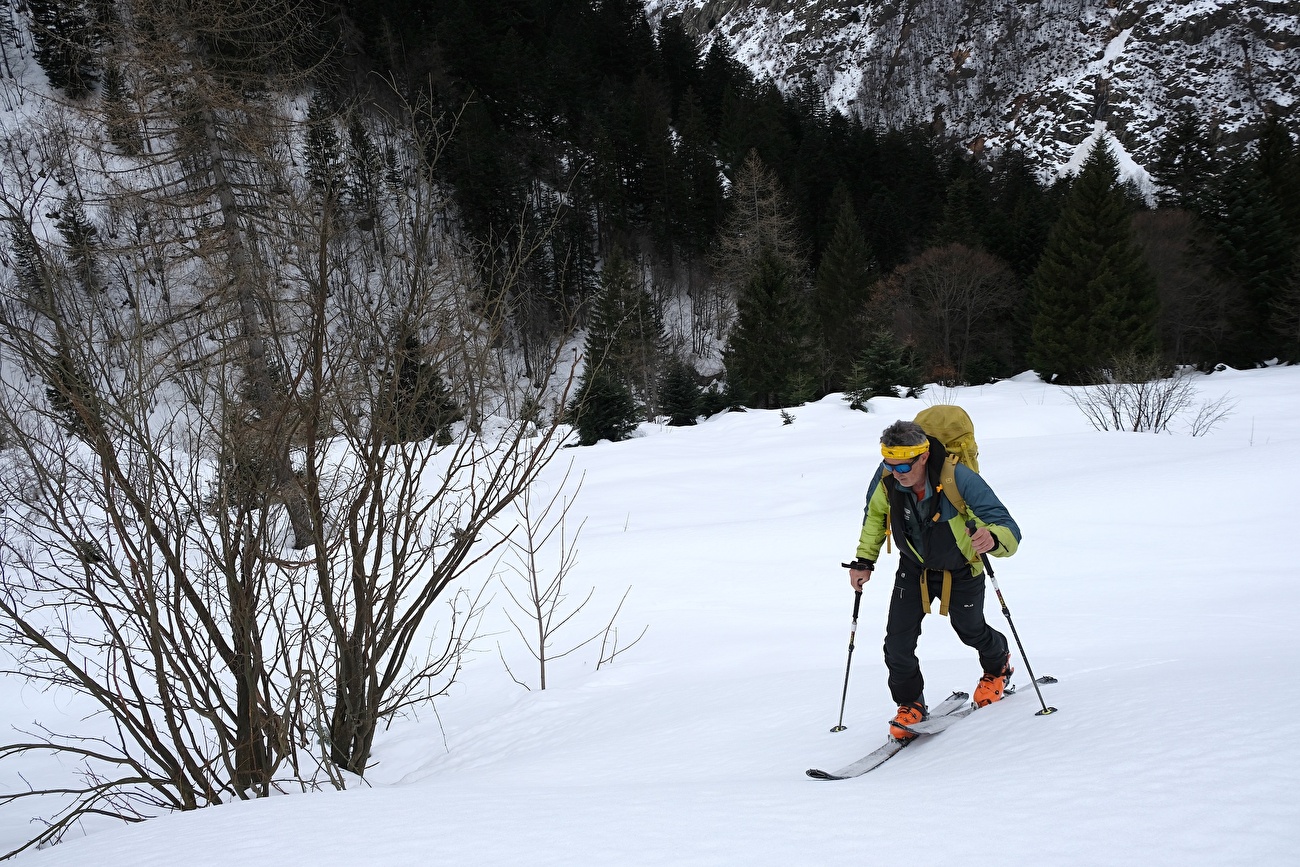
left=1068, top=351, right=1236, bottom=435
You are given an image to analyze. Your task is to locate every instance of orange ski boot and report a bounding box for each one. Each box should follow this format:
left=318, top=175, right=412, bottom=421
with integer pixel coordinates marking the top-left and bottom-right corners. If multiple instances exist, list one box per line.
left=888, top=701, right=926, bottom=741
left=973, top=659, right=1014, bottom=707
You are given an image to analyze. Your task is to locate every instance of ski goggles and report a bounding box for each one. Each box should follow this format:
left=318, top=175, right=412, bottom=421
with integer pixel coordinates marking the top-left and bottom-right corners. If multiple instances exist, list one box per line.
left=885, top=460, right=916, bottom=474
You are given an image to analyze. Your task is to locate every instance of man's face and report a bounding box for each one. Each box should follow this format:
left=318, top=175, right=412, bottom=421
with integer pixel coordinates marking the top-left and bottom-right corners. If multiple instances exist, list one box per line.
left=885, top=450, right=928, bottom=488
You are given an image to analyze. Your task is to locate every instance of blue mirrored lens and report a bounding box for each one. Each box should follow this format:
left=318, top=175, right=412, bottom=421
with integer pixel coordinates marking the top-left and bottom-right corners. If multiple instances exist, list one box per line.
left=887, top=462, right=913, bottom=474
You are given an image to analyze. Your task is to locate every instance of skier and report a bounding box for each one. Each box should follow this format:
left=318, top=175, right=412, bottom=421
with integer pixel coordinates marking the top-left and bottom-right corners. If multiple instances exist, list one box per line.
left=847, top=419, right=1022, bottom=741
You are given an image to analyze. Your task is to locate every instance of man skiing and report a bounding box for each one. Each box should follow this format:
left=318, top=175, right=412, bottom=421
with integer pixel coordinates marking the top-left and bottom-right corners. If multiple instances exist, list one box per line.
left=847, top=419, right=1022, bottom=741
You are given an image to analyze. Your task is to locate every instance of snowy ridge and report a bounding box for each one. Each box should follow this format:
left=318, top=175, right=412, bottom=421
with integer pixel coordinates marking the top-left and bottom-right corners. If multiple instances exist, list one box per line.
left=646, top=0, right=1300, bottom=184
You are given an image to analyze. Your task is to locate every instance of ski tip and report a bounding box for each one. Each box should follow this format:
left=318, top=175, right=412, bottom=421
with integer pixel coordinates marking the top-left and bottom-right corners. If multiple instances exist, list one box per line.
left=1035, top=675, right=1058, bottom=684
left=807, top=769, right=841, bottom=781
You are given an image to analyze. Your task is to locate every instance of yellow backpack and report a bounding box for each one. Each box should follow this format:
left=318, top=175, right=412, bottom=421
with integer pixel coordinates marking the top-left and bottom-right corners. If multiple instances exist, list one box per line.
left=913, top=404, right=979, bottom=518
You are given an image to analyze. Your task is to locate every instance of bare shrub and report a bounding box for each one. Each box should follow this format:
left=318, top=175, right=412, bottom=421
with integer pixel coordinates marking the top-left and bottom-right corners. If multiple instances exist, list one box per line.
left=1069, top=351, right=1235, bottom=435
left=493, top=464, right=646, bottom=691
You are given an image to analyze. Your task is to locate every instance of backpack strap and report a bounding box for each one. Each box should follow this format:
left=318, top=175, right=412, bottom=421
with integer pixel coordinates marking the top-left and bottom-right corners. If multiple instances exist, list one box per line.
left=937, top=453, right=968, bottom=518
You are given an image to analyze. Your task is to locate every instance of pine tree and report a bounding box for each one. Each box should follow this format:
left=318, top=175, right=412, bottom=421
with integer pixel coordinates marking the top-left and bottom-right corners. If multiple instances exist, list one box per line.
left=26, top=0, right=102, bottom=98
left=659, top=357, right=701, bottom=426
left=814, top=185, right=878, bottom=391
left=1152, top=110, right=1220, bottom=210
left=581, top=248, right=665, bottom=411
left=56, top=193, right=99, bottom=294
left=568, top=367, right=639, bottom=445
left=305, top=95, right=344, bottom=203
left=1028, top=139, right=1160, bottom=383
left=842, top=329, right=925, bottom=410
left=381, top=333, right=463, bottom=445
left=724, top=249, right=816, bottom=408
left=102, top=63, right=141, bottom=155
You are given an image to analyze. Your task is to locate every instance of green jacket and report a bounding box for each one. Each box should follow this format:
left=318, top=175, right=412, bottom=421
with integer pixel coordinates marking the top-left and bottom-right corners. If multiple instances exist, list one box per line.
left=855, top=437, right=1021, bottom=574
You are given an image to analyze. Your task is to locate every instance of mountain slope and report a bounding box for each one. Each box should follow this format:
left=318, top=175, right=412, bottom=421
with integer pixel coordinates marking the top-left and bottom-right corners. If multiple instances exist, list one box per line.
left=646, top=0, right=1299, bottom=180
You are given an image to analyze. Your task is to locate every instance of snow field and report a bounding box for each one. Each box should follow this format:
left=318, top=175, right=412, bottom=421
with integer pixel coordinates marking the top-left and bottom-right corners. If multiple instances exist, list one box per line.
left=8, top=366, right=1300, bottom=865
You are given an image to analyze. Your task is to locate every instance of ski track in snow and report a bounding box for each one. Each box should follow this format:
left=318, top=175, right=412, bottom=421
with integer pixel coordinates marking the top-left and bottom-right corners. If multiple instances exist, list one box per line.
left=5, top=367, right=1300, bottom=864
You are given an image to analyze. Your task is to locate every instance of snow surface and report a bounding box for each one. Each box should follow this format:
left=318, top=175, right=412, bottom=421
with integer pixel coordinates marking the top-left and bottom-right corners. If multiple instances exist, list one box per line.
left=6, top=367, right=1300, bottom=865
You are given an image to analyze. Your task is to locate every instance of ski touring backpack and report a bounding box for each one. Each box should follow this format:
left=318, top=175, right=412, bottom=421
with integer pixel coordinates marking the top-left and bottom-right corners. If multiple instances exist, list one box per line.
left=912, top=404, right=979, bottom=518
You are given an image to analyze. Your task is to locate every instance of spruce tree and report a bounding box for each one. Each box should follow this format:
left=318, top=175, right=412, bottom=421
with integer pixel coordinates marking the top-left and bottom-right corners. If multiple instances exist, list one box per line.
left=1202, top=162, right=1295, bottom=364
left=27, top=0, right=102, bottom=98
left=724, top=249, right=816, bottom=408
left=1028, top=139, right=1160, bottom=383
left=345, top=115, right=384, bottom=229
left=582, top=248, right=666, bottom=412
left=56, top=193, right=99, bottom=294
left=814, top=185, right=878, bottom=391
left=102, top=63, right=141, bottom=155
left=568, top=367, right=639, bottom=445
left=934, top=176, right=980, bottom=247
left=305, top=95, right=344, bottom=203
left=382, top=333, right=463, bottom=445
left=659, top=357, right=702, bottom=426
left=1152, top=110, right=1220, bottom=210
left=843, top=329, right=925, bottom=410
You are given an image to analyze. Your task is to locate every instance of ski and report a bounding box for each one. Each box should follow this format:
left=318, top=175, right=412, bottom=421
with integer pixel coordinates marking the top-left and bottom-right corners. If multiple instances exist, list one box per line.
left=805, top=690, right=970, bottom=780
left=895, top=675, right=1058, bottom=736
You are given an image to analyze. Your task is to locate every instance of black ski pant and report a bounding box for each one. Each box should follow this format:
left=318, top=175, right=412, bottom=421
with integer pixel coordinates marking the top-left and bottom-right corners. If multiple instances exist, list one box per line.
left=884, top=558, right=1009, bottom=707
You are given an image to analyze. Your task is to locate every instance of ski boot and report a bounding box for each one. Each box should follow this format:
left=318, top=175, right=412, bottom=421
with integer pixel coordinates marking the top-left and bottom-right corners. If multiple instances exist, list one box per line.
left=974, top=657, right=1014, bottom=707
left=888, top=700, right=926, bottom=741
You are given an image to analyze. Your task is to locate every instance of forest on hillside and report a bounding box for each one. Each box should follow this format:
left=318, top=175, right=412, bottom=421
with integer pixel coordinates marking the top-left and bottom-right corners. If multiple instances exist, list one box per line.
left=6, top=0, right=1300, bottom=433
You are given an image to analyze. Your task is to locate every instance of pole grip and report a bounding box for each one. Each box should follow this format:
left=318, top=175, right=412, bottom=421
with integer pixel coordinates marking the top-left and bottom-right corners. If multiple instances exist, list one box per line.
left=851, top=589, right=862, bottom=620
left=966, top=519, right=995, bottom=578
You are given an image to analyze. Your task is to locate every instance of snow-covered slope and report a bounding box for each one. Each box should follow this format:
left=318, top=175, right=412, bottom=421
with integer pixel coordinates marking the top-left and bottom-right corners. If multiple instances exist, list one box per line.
left=646, top=0, right=1299, bottom=183
left=7, top=366, right=1299, bottom=865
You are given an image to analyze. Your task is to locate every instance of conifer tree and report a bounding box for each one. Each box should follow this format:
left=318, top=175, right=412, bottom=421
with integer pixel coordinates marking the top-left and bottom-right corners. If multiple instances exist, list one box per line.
left=305, top=95, right=344, bottom=203
left=568, top=367, right=639, bottom=446
left=724, top=249, right=816, bottom=408
left=659, top=357, right=702, bottom=426
left=26, top=0, right=102, bottom=98
left=581, top=248, right=666, bottom=412
left=713, top=149, right=808, bottom=308
left=814, top=185, right=878, bottom=391
left=675, top=87, right=723, bottom=255
left=1028, top=139, right=1160, bottom=383
left=55, top=193, right=99, bottom=294
left=1152, top=110, right=1219, bottom=210
left=102, top=63, right=141, bottom=155
left=934, top=176, right=980, bottom=246
left=843, top=329, right=925, bottom=410
left=1202, top=161, right=1295, bottom=364
left=381, top=332, right=463, bottom=445
left=346, top=114, right=384, bottom=230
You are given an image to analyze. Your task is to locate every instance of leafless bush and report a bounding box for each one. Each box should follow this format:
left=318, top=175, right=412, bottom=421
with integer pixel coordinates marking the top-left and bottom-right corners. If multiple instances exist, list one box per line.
left=0, top=37, right=578, bottom=860
left=494, top=464, right=645, bottom=691
left=1068, top=352, right=1235, bottom=435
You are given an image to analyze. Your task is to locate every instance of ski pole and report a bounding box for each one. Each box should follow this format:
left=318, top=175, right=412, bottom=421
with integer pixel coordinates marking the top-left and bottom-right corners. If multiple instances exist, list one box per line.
left=829, top=575, right=863, bottom=732
left=967, top=521, right=1057, bottom=717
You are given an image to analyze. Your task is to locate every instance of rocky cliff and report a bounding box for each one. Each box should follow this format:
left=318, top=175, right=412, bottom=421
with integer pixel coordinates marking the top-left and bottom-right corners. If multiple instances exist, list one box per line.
left=645, top=0, right=1299, bottom=181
